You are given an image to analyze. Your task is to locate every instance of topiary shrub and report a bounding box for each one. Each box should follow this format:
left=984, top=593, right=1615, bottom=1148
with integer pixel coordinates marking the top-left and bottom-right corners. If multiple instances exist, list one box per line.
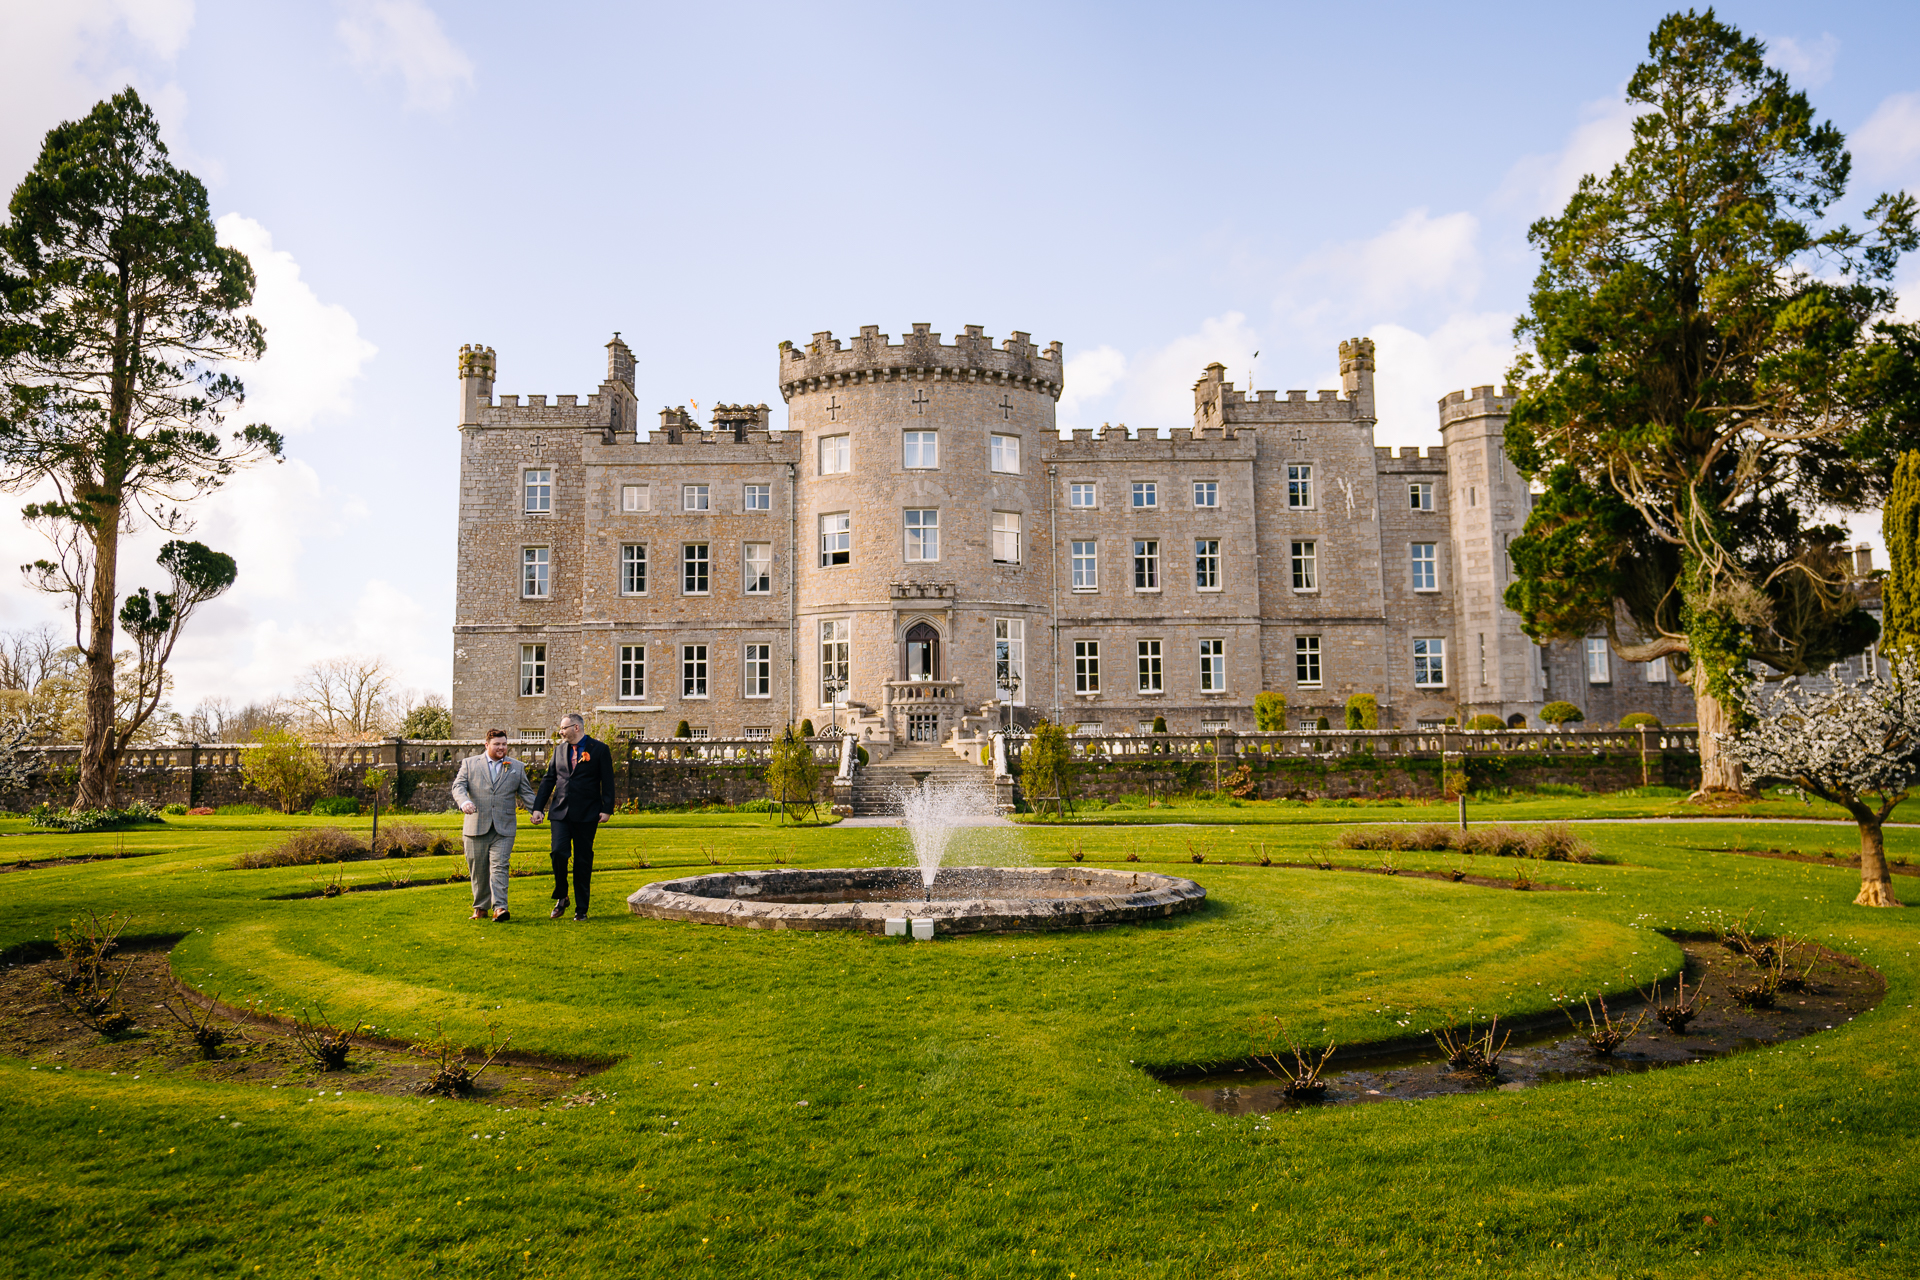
left=673, top=720, right=691, bottom=739
left=1620, top=712, right=1662, bottom=729
left=855, top=745, right=869, bottom=766
left=1540, top=700, right=1586, bottom=727
left=1151, top=715, right=1167, bottom=734
left=1253, top=691, right=1288, bottom=731
left=1315, top=716, right=1331, bottom=731
left=1467, top=714, right=1506, bottom=731
left=799, top=718, right=815, bottom=739
left=1344, top=694, right=1379, bottom=730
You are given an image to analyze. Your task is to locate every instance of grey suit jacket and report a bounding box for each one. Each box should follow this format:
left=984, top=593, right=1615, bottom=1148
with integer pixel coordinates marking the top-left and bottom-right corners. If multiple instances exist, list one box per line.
left=450, top=753, right=538, bottom=839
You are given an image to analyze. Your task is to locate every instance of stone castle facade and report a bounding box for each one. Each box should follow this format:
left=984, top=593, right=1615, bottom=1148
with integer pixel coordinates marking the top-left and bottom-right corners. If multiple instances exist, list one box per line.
left=450, top=325, right=1693, bottom=741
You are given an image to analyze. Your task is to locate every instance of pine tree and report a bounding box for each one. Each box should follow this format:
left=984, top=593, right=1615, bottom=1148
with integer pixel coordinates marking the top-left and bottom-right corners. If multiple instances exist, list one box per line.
left=1884, top=451, right=1920, bottom=656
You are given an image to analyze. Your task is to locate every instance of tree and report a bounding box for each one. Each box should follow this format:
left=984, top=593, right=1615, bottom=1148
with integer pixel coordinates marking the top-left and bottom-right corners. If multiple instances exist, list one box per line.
left=1540, top=701, right=1586, bottom=727
left=763, top=725, right=820, bottom=822
left=1020, top=718, right=1075, bottom=815
left=1468, top=714, right=1507, bottom=730
left=186, top=695, right=290, bottom=743
left=294, top=656, right=394, bottom=741
left=239, top=726, right=328, bottom=814
left=1344, top=693, right=1379, bottom=730
left=1721, top=657, right=1920, bottom=906
left=398, top=694, right=452, bottom=741
left=0, top=89, right=280, bottom=807
left=1253, top=691, right=1287, bottom=731
left=1884, top=450, right=1920, bottom=656
left=1501, top=13, right=1918, bottom=795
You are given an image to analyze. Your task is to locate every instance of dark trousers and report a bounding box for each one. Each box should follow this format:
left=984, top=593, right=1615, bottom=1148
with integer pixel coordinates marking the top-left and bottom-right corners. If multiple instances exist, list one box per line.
left=549, top=817, right=598, bottom=912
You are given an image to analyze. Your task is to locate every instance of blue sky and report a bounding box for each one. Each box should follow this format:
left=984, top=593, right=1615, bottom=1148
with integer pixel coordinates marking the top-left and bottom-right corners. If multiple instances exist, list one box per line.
left=3, top=1, right=1918, bottom=714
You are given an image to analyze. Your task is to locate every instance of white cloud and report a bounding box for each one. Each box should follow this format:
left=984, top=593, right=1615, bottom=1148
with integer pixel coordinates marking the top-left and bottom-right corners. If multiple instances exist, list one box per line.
left=1765, top=32, right=1840, bottom=89
left=1119, top=313, right=1262, bottom=433
left=1360, top=314, right=1517, bottom=450
left=1056, top=345, right=1126, bottom=430
left=1286, top=209, right=1482, bottom=320
left=1496, top=93, right=1640, bottom=219
left=336, top=0, right=474, bottom=111
left=1855, top=91, right=1920, bottom=185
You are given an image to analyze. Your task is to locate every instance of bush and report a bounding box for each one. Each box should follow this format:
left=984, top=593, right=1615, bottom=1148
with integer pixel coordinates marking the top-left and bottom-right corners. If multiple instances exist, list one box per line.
left=1467, top=714, right=1506, bottom=731
left=1335, top=821, right=1596, bottom=863
left=1021, top=719, right=1075, bottom=810
left=235, top=826, right=368, bottom=869
left=799, top=719, right=815, bottom=738
left=240, top=728, right=330, bottom=813
left=401, top=703, right=454, bottom=740
left=28, top=802, right=165, bottom=833
left=312, top=796, right=361, bottom=816
left=855, top=745, right=869, bottom=766
left=1253, top=691, right=1288, bottom=731
left=734, top=798, right=776, bottom=812
left=1619, top=712, right=1662, bottom=729
left=214, top=803, right=270, bottom=816
left=1540, top=700, right=1585, bottom=726
left=371, top=820, right=449, bottom=856
left=1151, top=716, right=1168, bottom=734
left=1315, top=716, right=1331, bottom=731
left=764, top=725, right=822, bottom=817
left=161, top=802, right=188, bottom=815
left=1344, top=694, right=1379, bottom=730
left=187, top=806, right=215, bottom=816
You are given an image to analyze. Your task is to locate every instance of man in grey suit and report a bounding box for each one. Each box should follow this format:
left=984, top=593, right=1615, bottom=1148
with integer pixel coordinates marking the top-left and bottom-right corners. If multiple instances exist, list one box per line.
left=450, top=728, right=540, bottom=922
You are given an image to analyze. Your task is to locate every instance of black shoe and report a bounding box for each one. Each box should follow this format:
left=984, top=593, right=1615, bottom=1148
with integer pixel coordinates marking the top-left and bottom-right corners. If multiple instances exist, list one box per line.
left=549, top=899, right=569, bottom=919
left=572, top=913, right=587, bottom=922
left=492, top=909, right=511, bottom=923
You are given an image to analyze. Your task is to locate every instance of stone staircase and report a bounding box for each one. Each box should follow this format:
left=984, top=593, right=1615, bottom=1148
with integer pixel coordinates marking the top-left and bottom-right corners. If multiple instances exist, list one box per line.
left=850, top=745, right=994, bottom=816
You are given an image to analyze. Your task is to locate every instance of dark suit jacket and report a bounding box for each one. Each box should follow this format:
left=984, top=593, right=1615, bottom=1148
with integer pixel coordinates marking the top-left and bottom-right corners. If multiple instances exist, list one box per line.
left=533, top=734, right=617, bottom=821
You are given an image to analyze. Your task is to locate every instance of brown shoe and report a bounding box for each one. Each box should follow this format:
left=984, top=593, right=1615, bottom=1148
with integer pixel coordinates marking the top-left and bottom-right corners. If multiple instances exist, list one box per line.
left=549, top=899, right=569, bottom=919
left=470, top=909, right=487, bottom=920
left=492, top=909, right=511, bottom=923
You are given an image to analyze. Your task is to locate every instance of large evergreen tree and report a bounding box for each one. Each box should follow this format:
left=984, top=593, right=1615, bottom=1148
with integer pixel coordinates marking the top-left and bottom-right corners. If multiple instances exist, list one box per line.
left=1504, top=11, right=1919, bottom=793
left=1883, top=451, right=1920, bottom=656
left=0, top=89, right=278, bottom=806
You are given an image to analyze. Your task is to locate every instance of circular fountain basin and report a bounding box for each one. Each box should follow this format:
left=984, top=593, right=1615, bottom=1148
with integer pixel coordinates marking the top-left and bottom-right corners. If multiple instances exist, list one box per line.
left=625, top=866, right=1206, bottom=935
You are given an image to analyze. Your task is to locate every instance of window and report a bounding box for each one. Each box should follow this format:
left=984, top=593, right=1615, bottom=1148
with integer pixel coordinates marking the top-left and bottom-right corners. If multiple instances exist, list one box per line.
left=1414, top=638, right=1447, bottom=688
left=743, top=543, right=772, bottom=594
left=1138, top=720, right=1159, bottom=734
left=1199, top=638, right=1225, bottom=692
left=1411, top=543, right=1437, bottom=591
left=1290, top=540, right=1317, bottom=591
left=621, top=483, right=649, bottom=512
left=1409, top=482, right=1433, bottom=511
left=1586, top=637, right=1611, bottom=684
left=990, top=434, right=1020, bottom=473
left=1071, top=541, right=1098, bottom=590
left=903, top=431, right=938, bottom=469
left=905, top=509, right=939, bottom=562
left=991, top=512, right=1021, bottom=564
left=519, top=644, right=546, bottom=696
left=688, top=727, right=709, bottom=739
left=819, top=435, right=850, bottom=475
left=820, top=512, right=851, bottom=566
left=1074, top=640, right=1100, bottom=694
left=1478, top=633, right=1488, bottom=686
left=1133, top=540, right=1160, bottom=590
left=1194, top=539, right=1221, bottom=590
left=744, top=643, right=771, bottom=698
left=1646, top=655, right=1671, bottom=683
left=819, top=619, right=850, bottom=704
left=524, top=469, right=551, bottom=513
left=1074, top=722, right=1103, bottom=736
left=744, top=484, right=770, bottom=511
left=1137, top=639, right=1163, bottom=693
left=682, top=644, right=708, bottom=698
left=1287, top=464, right=1313, bottom=508
left=618, top=645, right=645, bottom=699
left=621, top=544, right=647, bottom=595
left=743, top=726, right=771, bottom=741
left=522, top=546, right=550, bottom=598
left=683, top=484, right=709, bottom=512
left=1069, top=482, right=1097, bottom=508
left=1295, top=636, right=1321, bottom=686
left=1193, top=481, right=1218, bottom=508
left=994, top=618, right=1026, bottom=703
left=682, top=543, right=709, bottom=594
left=1131, top=481, right=1157, bottom=509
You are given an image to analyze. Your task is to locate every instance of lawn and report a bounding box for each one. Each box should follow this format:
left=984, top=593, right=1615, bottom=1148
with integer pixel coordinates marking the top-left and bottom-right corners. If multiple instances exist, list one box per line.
left=0, top=811, right=1916, bottom=1277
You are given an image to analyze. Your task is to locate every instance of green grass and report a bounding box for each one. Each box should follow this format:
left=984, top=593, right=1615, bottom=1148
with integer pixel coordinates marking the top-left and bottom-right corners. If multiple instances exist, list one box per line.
left=1, top=812, right=1917, bottom=1277
left=1019, top=787, right=1873, bottom=824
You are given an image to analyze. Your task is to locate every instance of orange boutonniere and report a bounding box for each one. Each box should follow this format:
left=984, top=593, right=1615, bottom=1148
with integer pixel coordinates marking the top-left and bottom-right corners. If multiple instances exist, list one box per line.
left=578, top=751, right=590, bottom=763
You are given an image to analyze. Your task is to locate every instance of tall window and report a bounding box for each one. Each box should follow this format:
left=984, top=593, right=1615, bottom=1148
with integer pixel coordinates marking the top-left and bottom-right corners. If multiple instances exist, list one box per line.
left=519, top=643, right=546, bottom=696
left=1071, top=541, right=1098, bottom=590
left=621, top=544, right=647, bottom=595
left=618, top=645, right=645, bottom=699
left=1194, top=539, right=1221, bottom=590
left=682, top=484, right=709, bottom=512
left=1585, top=637, right=1611, bottom=684
left=1133, top=539, right=1160, bottom=590
left=1290, top=541, right=1317, bottom=591
left=1295, top=636, right=1321, bottom=687
left=820, top=512, right=851, bottom=566
left=1131, top=481, right=1157, bottom=509
left=994, top=618, right=1025, bottom=702
left=1478, top=633, right=1488, bottom=686
left=1411, top=543, right=1437, bottom=591
left=743, top=643, right=771, bottom=698
left=1646, top=655, right=1671, bottom=683
left=1414, top=638, right=1447, bottom=687
left=903, top=431, right=938, bottom=468
left=1287, top=464, right=1313, bottom=508
left=522, top=547, right=549, bottom=598
left=990, top=434, right=1020, bottom=473
left=819, top=434, right=850, bottom=475
left=1409, top=482, right=1433, bottom=510
left=1137, top=639, right=1163, bottom=693
left=991, top=512, right=1021, bottom=563
left=682, top=644, right=708, bottom=698
left=1069, top=482, right=1097, bottom=508
left=621, top=484, right=649, bottom=512
left=744, top=484, right=770, bottom=511
left=1198, top=638, right=1225, bottom=692
left=905, top=509, right=939, bottom=561
left=682, top=543, right=709, bottom=594
left=524, top=469, right=551, bottom=512
left=744, top=543, right=772, bottom=593
left=1074, top=640, right=1100, bottom=693
left=1193, top=481, right=1218, bottom=508
left=820, top=619, right=850, bottom=704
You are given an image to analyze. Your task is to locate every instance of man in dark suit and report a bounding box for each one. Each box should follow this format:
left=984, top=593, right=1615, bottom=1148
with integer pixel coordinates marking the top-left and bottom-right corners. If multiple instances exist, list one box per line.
left=530, top=712, right=617, bottom=920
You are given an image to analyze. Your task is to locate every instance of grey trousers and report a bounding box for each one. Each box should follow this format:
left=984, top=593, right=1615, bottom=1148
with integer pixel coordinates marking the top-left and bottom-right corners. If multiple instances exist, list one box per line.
left=465, top=831, right=514, bottom=913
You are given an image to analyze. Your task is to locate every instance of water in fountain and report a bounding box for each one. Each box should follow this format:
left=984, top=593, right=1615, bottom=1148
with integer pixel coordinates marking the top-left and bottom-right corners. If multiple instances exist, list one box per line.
left=894, top=777, right=1019, bottom=895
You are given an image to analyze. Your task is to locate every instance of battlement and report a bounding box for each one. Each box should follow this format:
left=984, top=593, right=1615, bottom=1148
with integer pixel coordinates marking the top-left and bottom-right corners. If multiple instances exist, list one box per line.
left=1047, top=424, right=1254, bottom=461
left=1191, top=338, right=1376, bottom=429
left=458, top=344, right=496, bottom=380
left=1437, top=385, right=1516, bottom=428
left=1374, top=443, right=1448, bottom=472
left=777, top=323, right=1064, bottom=402
left=648, top=403, right=777, bottom=445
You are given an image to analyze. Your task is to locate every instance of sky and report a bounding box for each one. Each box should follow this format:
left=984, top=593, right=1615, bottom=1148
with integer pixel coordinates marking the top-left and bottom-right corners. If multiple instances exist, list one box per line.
left=2, top=0, right=1919, bottom=716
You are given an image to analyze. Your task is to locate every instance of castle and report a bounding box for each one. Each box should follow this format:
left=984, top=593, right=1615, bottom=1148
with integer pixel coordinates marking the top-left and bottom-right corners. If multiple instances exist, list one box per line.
left=449, top=325, right=1693, bottom=741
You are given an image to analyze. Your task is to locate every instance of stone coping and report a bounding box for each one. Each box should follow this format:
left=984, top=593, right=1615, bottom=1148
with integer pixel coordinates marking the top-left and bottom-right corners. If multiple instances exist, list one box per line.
left=626, top=866, right=1206, bottom=935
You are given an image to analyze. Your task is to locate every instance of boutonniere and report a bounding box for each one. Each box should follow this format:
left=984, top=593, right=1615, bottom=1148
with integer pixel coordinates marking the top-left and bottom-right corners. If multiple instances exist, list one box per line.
left=578, top=751, right=591, bottom=763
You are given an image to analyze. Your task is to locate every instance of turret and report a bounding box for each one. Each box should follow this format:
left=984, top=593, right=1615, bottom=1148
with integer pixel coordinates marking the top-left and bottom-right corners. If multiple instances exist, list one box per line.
left=458, top=344, right=496, bottom=426
left=606, top=332, right=635, bottom=389
left=1339, top=337, right=1376, bottom=423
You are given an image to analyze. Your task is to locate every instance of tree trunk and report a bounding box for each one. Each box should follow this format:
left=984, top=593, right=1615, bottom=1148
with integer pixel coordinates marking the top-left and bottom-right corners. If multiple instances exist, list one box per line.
left=75, top=508, right=121, bottom=810
left=1688, top=671, right=1746, bottom=796
left=1854, top=816, right=1903, bottom=908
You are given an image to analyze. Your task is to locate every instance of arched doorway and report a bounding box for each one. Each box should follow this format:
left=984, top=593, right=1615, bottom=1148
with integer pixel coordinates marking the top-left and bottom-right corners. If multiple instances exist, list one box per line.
left=902, top=621, right=941, bottom=681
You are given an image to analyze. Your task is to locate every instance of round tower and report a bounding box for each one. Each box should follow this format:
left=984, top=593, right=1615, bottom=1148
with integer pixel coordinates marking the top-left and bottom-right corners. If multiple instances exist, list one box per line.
left=777, top=323, right=1065, bottom=740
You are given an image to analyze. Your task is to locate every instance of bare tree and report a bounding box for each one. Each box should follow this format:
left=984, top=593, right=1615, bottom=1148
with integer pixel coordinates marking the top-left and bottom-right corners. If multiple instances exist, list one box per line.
left=186, top=695, right=291, bottom=743
left=0, top=623, right=63, bottom=694
left=294, top=656, right=395, bottom=741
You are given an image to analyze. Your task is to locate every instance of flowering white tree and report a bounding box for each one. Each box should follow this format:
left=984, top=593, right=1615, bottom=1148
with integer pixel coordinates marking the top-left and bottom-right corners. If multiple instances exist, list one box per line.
left=1721, top=658, right=1920, bottom=907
